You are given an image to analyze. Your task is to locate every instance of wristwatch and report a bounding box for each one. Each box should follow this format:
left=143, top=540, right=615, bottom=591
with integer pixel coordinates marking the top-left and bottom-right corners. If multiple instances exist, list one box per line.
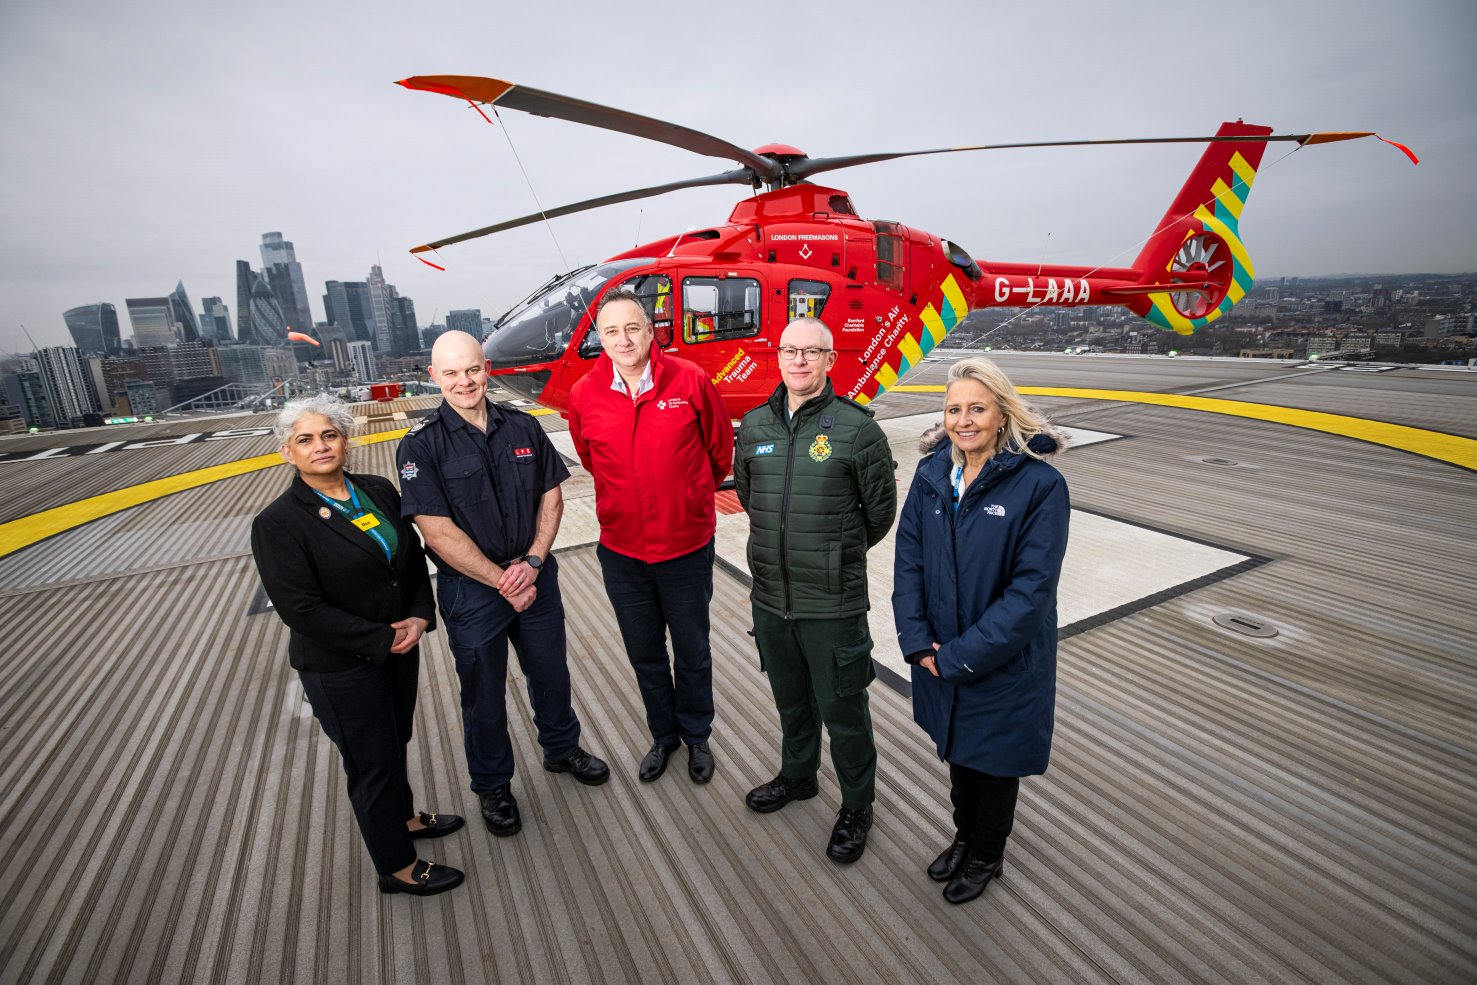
left=525, top=554, right=543, bottom=570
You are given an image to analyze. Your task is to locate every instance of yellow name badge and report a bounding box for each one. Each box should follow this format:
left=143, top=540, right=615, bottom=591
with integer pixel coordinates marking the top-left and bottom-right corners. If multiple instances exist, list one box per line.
left=352, top=514, right=381, bottom=532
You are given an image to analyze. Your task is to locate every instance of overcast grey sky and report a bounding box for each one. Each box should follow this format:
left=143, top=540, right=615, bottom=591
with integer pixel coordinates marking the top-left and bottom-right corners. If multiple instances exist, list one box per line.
left=2, top=0, right=1472, bottom=351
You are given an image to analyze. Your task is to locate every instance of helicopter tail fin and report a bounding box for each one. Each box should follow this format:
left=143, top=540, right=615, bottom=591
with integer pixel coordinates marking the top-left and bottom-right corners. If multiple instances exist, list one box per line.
left=1125, top=121, right=1273, bottom=334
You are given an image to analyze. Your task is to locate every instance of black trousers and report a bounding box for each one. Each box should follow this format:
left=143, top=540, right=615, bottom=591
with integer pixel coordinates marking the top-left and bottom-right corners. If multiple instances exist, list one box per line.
left=299, top=653, right=420, bottom=876
left=949, top=762, right=1020, bottom=860
left=597, top=540, right=715, bottom=746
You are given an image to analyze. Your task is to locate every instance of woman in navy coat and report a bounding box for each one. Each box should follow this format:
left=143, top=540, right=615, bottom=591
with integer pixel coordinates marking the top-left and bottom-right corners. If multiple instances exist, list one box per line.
left=251, top=394, right=465, bottom=896
left=892, top=358, right=1069, bottom=904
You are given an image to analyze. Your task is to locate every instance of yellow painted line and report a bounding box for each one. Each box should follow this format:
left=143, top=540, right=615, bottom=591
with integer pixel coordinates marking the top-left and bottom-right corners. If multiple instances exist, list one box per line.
left=0, top=405, right=558, bottom=559
left=885, top=385, right=1477, bottom=470
left=1229, top=151, right=1257, bottom=190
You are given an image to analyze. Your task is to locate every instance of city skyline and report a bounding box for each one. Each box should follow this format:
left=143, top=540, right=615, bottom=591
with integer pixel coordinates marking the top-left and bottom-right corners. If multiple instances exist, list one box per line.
left=2, top=0, right=1473, bottom=353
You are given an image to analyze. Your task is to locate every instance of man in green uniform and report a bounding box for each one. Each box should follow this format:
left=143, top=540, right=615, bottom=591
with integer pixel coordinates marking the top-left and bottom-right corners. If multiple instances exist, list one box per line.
left=734, top=316, right=897, bottom=863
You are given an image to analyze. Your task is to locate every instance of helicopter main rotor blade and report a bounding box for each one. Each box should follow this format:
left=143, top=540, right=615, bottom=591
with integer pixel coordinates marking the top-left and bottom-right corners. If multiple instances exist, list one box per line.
left=410, top=168, right=756, bottom=254
left=788, top=131, right=1405, bottom=180
left=398, top=75, right=781, bottom=179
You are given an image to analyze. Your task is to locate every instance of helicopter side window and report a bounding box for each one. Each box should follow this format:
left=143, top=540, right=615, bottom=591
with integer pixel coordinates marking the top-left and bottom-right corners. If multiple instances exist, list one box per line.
left=788, top=279, right=831, bottom=321
left=577, top=273, right=674, bottom=357
left=873, top=220, right=906, bottom=292
left=682, top=277, right=761, bottom=344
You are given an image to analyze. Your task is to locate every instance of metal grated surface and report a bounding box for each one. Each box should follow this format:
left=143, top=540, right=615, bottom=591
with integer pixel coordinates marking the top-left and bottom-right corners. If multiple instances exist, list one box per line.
left=1, top=355, right=1473, bottom=984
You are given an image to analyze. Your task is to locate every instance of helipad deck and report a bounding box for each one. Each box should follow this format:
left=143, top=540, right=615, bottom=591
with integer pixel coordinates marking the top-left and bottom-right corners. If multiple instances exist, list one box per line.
left=1, top=354, right=1473, bottom=984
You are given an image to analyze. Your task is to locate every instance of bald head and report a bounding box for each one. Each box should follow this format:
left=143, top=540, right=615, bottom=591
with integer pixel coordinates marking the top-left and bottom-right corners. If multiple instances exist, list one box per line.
left=429, top=330, right=490, bottom=417
left=430, top=330, right=483, bottom=371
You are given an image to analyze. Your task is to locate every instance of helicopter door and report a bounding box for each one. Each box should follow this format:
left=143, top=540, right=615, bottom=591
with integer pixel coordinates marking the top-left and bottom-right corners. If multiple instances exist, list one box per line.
left=873, top=220, right=908, bottom=296
left=681, top=272, right=770, bottom=407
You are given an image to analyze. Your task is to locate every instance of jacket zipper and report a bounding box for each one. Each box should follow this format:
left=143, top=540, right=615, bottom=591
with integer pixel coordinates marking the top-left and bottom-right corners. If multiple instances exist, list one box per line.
left=779, top=411, right=798, bottom=619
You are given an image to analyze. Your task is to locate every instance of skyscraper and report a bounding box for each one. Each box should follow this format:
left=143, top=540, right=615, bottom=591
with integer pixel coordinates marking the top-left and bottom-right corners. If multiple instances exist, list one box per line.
left=323, top=281, right=375, bottom=343
left=260, top=232, right=314, bottom=331
left=200, top=297, right=232, bottom=342
left=35, top=346, right=101, bottom=427
left=236, top=261, right=288, bottom=346
left=348, top=341, right=376, bottom=383
left=446, top=309, right=483, bottom=335
left=395, top=296, right=420, bottom=354
left=168, top=281, right=201, bottom=343
left=126, top=297, right=178, bottom=349
left=366, top=265, right=395, bottom=353
left=63, top=303, right=122, bottom=357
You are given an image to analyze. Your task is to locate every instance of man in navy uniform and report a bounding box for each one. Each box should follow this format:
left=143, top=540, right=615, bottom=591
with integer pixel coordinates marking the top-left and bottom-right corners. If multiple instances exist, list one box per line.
left=396, top=331, right=608, bottom=838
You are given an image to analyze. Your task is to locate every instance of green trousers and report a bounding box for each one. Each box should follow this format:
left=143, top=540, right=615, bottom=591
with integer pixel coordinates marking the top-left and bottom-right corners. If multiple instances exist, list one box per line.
left=751, top=605, right=877, bottom=808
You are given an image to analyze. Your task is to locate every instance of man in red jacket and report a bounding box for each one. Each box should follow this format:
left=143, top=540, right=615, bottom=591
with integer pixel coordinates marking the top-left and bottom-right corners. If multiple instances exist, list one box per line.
left=568, top=288, right=734, bottom=784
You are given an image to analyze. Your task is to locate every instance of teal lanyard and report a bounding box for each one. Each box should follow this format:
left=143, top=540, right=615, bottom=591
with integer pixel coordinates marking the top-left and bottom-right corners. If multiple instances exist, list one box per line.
left=315, top=480, right=393, bottom=563
left=951, top=465, right=966, bottom=513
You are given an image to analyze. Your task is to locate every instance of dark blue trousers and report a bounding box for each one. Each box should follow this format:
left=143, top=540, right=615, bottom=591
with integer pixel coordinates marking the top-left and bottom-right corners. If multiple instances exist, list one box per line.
left=597, top=540, right=715, bottom=746
left=298, top=653, right=420, bottom=876
left=438, top=558, right=582, bottom=794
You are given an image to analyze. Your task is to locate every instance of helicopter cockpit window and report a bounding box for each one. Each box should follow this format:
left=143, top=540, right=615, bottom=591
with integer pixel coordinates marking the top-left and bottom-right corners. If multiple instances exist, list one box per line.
left=578, top=273, right=675, bottom=358
left=487, top=258, right=653, bottom=368
left=682, top=277, right=761, bottom=344
left=788, top=279, right=831, bottom=321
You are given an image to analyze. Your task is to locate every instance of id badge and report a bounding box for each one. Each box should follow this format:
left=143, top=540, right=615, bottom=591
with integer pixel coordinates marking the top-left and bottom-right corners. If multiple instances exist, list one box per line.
left=352, top=514, right=381, bottom=532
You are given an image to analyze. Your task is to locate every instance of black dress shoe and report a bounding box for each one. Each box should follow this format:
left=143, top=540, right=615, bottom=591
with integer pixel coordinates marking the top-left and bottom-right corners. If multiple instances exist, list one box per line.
left=378, top=859, right=464, bottom=896
left=544, top=746, right=611, bottom=786
left=826, top=806, right=873, bottom=864
left=927, top=838, right=971, bottom=882
left=744, top=773, right=819, bottom=814
left=480, top=784, right=522, bottom=837
left=943, top=854, right=1004, bottom=904
left=409, top=811, right=465, bottom=840
left=687, top=743, right=715, bottom=784
left=639, top=741, right=679, bottom=782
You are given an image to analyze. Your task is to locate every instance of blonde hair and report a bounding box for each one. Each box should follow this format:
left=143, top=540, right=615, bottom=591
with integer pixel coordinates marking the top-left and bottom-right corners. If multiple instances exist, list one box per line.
left=944, top=357, right=1061, bottom=465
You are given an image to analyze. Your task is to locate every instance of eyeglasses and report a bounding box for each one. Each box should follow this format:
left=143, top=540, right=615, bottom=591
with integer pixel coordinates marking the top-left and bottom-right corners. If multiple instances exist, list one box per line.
left=778, top=346, right=833, bottom=362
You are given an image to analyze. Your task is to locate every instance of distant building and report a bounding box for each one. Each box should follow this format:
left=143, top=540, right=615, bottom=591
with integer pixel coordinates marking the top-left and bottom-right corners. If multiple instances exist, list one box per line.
left=123, top=379, right=161, bottom=417
left=97, top=355, right=152, bottom=410
left=200, top=296, right=232, bottom=343
left=235, top=261, right=288, bottom=346
left=421, top=323, right=445, bottom=350
left=168, top=282, right=201, bottom=342
left=218, top=346, right=271, bottom=386
left=446, top=309, right=482, bottom=336
left=35, top=346, right=102, bottom=427
left=366, top=265, right=395, bottom=353
left=126, top=297, right=178, bottom=349
left=260, top=232, right=314, bottom=332
left=348, top=341, right=376, bottom=383
left=2, top=371, right=55, bottom=428
left=64, top=303, right=122, bottom=356
left=395, top=296, right=419, bottom=354
left=323, top=280, right=376, bottom=344
left=170, top=340, right=220, bottom=380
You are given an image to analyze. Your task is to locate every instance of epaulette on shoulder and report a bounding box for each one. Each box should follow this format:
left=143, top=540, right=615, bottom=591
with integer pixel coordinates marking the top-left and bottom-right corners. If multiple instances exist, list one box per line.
left=833, top=394, right=876, bottom=417
left=405, top=416, right=432, bottom=436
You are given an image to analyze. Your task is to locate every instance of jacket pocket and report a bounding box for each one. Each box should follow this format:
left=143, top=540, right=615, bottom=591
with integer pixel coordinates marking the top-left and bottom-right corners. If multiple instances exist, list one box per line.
left=833, top=631, right=875, bottom=697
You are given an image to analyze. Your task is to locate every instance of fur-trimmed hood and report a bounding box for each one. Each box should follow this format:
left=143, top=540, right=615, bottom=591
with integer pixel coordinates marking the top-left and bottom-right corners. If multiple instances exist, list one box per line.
left=917, top=422, right=1067, bottom=458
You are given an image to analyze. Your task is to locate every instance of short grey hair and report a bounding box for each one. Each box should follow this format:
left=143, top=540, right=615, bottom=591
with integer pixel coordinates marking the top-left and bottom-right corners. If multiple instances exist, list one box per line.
left=272, top=393, right=355, bottom=445
left=781, top=316, right=833, bottom=348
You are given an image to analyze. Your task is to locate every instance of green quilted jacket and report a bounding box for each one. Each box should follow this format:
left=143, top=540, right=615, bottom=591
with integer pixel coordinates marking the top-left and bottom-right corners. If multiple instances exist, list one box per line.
left=734, top=381, right=897, bottom=618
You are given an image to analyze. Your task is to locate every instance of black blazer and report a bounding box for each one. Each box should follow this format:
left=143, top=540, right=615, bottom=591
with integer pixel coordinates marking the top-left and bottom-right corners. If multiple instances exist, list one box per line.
left=251, top=471, right=437, bottom=673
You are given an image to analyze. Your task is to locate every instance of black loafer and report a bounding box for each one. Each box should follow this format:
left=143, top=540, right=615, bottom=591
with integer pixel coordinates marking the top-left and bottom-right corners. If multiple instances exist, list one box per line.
left=687, top=743, right=715, bottom=784
left=544, top=746, right=611, bottom=786
left=826, top=806, right=873, bottom=864
left=927, top=838, right=971, bottom=882
left=378, top=859, right=464, bottom=896
left=943, top=854, right=1004, bottom=904
left=639, top=741, right=680, bottom=782
left=744, top=773, right=819, bottom=814
left=480, top=784, right=522, bottom=837
left=410, top=811, right=465, bottom=840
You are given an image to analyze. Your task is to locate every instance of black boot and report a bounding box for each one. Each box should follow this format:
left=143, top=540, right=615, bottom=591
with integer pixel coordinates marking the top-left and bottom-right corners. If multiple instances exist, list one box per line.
left=943, top=853, right=1004, bottom=904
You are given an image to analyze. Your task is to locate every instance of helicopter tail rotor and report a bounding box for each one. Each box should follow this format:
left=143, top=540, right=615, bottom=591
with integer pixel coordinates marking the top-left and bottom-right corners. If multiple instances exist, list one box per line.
left=1126, top=121, right=1271, bottom=334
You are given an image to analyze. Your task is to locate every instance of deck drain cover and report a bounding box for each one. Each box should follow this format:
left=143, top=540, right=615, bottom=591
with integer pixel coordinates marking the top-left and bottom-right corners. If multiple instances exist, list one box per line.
left=1202, top=457, right=1239, bottom=467
left=1212, top=612, right=1278, bottom=638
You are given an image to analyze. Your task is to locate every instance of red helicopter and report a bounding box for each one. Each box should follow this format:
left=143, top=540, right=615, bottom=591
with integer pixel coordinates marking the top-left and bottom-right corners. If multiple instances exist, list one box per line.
left=397, top=74, right=1415, bottom=419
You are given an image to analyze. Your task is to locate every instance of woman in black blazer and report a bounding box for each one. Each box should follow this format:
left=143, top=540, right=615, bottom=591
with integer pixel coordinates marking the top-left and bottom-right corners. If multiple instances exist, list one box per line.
left=250, top=394, right=464, bottom=896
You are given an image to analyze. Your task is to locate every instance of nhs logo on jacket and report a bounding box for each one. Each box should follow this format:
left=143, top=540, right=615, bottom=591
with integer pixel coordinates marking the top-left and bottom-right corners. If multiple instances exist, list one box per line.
left=755, top=443, right=776, bottom=455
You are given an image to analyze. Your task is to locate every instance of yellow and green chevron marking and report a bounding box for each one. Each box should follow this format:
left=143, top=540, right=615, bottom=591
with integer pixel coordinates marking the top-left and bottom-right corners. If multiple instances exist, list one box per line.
left=1146, top=151, right=1258, bottom=335
left=856, top=273, right=969, bottom=406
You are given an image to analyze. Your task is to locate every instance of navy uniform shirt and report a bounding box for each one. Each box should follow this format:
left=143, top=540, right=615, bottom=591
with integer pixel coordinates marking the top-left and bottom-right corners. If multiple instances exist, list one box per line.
left=396, top=399, right=570, bottom=576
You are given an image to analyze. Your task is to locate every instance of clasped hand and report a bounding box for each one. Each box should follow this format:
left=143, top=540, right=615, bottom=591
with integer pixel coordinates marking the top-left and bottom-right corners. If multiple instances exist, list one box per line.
left=497, top=561, right=539, bottom=612
left=919, top=642, right=941, bottom=677
left=389, top=616, right=429, bottom=654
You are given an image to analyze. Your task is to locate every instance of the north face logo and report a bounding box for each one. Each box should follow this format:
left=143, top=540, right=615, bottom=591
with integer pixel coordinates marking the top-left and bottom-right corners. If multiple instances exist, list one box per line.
left=983, top=504, right=1006, bottom=517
